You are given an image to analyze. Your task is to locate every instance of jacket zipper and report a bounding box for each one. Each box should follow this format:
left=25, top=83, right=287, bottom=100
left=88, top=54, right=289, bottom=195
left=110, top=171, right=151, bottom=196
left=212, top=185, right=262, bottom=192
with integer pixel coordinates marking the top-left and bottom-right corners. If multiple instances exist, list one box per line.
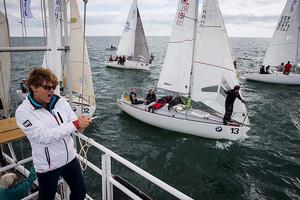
left=45, top=147, right=51, bottom=169
left=51, top=111, right=69, bottom=164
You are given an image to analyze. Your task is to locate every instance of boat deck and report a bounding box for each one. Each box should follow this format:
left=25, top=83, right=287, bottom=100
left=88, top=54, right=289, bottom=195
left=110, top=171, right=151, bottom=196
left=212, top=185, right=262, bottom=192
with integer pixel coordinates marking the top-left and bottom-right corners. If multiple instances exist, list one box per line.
left=0, top=117, right=25, bottom=144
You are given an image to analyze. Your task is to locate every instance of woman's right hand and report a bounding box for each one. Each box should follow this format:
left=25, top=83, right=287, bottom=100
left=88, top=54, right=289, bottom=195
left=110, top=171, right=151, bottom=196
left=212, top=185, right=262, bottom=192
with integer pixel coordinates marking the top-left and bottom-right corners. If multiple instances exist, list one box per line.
left=77, top=115, right=91, bottom=129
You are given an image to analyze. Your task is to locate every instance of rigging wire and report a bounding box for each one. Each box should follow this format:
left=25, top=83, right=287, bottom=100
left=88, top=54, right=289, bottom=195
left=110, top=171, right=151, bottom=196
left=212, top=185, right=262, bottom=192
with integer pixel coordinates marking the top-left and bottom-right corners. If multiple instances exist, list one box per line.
left=77, top=0, right=91, bottom=171
left=80, top=0, right=88, bottom=115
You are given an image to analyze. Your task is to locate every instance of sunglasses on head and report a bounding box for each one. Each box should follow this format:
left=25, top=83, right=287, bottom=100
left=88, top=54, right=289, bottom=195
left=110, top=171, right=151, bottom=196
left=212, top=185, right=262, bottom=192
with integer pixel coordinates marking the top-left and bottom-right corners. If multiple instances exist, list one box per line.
left=41, top=84, right=57, bottom=91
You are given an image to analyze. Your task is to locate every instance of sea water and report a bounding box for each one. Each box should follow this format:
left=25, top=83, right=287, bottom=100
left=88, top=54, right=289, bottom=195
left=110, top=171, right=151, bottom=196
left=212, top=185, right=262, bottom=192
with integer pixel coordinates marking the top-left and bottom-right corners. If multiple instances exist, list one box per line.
left=10, top=37, right=300, bottom=200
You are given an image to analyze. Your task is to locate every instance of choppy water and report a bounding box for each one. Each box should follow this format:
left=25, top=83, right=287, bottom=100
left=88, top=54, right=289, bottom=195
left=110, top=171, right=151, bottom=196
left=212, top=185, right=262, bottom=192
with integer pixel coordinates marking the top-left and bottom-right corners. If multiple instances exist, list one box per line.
left=9, top=37, right=300, bottom=200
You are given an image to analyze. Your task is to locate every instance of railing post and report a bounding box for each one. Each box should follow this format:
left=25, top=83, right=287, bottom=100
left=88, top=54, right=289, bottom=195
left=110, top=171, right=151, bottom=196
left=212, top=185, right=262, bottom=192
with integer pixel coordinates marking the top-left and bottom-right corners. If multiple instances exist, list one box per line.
left=101, top=154, right=107, bottom=200
left=106, top=155, right=112, bottom=200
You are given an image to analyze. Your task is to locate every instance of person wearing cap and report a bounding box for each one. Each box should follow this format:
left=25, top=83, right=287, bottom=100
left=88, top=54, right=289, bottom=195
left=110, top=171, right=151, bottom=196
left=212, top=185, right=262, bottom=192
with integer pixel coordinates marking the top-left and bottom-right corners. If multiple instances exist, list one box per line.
left=15, top=67, right=91, bottom=200
left=0, top=166, right=36, bottom=200
left=223, top=85, right=245, bottom=125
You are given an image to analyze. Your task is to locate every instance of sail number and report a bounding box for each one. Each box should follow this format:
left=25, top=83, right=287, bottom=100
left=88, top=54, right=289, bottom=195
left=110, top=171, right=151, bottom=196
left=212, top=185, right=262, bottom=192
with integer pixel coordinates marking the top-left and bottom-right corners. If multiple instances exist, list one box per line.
left=230, top=128, right=239, bottom=134
left=73, top=107, right=90, bottom=114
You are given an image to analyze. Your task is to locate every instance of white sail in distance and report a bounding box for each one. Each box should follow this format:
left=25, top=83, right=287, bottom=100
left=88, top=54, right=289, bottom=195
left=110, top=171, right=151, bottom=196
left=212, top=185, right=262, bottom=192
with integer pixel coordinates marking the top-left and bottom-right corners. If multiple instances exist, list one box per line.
left=157, top=0, right=197, bottom=94
left=0, top=11, right=11, bottom=118
left=264, top=0, right=300, bottom=67
left=116, top=0, right=150, bottom=63
left=43, top=0, right=62, bottom=83
left=66, top=0, right=96, bottom=106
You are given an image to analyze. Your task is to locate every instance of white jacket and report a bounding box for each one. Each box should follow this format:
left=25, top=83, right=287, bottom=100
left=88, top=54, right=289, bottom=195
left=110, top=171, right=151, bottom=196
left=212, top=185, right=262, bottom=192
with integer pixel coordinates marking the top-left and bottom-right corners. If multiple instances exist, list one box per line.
left=16, top=94, right=78, bottom=173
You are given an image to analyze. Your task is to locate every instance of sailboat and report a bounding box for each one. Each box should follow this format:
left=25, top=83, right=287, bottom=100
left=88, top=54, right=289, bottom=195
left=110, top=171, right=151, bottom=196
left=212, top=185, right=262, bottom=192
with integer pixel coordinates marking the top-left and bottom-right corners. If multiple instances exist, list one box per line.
left=247, top=0, right=300, bottom=85
left=0, top=10, right=11, bottom=119
left=117, top=0, right=250, bottom=141
left=0, top=1, right=194, bottom=199
left=17, top=0, right=96, bottom=117
left=104, top=0, right=152, bottom=70
left=64, top=0, right=96, bottom=117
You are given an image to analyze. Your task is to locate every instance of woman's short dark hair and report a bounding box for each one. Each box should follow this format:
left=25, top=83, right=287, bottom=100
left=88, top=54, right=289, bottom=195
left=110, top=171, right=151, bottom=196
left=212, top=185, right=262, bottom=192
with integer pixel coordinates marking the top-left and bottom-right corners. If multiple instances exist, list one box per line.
left=234, top=85, right=240, bottom=90
left=27, top=67, right=58, bottom=92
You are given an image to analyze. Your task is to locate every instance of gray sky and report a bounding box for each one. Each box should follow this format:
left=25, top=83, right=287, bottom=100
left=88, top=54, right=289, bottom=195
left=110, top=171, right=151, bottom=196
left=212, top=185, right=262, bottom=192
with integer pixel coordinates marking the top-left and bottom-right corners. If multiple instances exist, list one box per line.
left=0, top=0, right=286, bottom=37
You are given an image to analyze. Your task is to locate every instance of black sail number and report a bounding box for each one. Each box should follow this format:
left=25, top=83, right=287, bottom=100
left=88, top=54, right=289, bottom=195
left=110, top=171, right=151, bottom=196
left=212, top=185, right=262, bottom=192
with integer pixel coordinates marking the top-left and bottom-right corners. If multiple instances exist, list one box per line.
left=230, top=128, right=239, bottom=134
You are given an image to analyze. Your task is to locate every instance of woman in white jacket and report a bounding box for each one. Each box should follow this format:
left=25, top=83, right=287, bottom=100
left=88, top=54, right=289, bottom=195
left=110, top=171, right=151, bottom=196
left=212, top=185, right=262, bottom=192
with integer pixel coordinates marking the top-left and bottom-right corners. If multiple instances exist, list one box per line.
left=16, top=67, right=91, bottom=200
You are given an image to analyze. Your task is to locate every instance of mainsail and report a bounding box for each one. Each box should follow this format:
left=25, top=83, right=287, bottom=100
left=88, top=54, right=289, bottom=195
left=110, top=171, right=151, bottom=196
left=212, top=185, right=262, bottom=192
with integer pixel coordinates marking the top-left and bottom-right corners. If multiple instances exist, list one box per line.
left=157, top=0, right=248, bottom=123
left=116, top=0, right=150, bottom=63
left=66, top=0, right=96, bottom=106
left=264, top=0, right=300, bottom=67
left=157, top=0, right=197, bottom=94
left=191, top=0, right=246, bottom=120
left=0, top=11, right=11, bottom=118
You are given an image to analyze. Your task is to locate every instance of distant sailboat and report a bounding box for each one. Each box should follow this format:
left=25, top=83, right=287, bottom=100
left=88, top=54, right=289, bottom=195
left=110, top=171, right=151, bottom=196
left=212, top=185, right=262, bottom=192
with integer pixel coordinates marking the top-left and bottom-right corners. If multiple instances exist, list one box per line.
left=64, top=0, right=96, bottom=117
left=0, top=10, right=11, bottom=119
left=105, top=0, right=152, bottom=70
left=247, top=0, right=300, bottom=85
left=117, top=0, right=250, bottom=141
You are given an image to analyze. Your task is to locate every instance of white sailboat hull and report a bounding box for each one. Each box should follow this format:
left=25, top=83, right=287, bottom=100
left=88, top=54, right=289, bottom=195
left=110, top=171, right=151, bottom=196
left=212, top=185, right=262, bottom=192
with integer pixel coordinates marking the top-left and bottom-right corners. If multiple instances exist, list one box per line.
left=117, top=97, right=250, bottom=141
left=105, top=61, right=149, bottom=70
left=246, top=73, right=300, bottom=85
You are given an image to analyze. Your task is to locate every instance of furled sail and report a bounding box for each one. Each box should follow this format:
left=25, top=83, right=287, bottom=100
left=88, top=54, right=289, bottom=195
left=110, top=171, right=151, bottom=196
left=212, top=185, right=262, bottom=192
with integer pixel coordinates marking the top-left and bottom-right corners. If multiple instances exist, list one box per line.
left=157, top=0, right=197, bottom=94
left=66, top=0, right=96, bottom=105
left=0, top=11, right=11, bottom=118
left=264, top=0, right=300, bottom=67
left=191, top=0, right=247, bottom=123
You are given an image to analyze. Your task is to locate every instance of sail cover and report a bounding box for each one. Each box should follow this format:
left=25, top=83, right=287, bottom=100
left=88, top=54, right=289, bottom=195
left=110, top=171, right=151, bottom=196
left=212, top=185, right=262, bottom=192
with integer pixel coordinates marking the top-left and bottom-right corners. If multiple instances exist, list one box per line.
left=116, top=0, right=137, bottom=58
left=66, top=0, right=96, bottom=105
left=157, top=0, right=197, bottom=94
left=0, top=11, right=11, bottom=117
left=264, top=0, right=300, bottom=67
left=191, top=0, right=248, bottom=123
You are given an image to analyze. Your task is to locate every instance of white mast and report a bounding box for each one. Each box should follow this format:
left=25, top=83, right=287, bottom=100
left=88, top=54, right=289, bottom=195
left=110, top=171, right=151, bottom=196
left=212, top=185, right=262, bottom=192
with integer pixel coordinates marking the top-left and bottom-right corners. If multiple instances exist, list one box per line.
left=188, top=0, right=199, bottom=98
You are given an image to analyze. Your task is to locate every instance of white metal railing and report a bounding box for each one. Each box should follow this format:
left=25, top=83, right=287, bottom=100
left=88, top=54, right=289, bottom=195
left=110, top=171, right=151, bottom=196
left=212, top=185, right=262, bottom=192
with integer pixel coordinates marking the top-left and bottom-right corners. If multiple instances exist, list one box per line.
left=0, top=134, right=193, bottom=200
left=76, top=133, right=194, bottom=200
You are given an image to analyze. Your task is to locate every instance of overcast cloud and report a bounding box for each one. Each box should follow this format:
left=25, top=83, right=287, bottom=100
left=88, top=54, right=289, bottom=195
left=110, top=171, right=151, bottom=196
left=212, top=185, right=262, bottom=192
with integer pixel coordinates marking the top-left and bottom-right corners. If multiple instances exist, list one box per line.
left=0, top=0, right=286, bottom=37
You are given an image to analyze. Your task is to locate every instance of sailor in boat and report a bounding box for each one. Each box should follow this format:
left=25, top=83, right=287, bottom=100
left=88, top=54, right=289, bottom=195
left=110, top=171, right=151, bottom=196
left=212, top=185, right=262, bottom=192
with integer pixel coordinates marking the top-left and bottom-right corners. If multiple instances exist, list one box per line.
left=167, top=96, right=184, bottom=111
left=149, top=53, right=154, bottom=64
left=223, top=85, right=245, bottom=125
left=129, top=88, right=143, bottom=105
left=259, top=65, right=266, bottom=74
left=283, top=61, right=292, bottom=75
left=276, top=62, right=284, bottom=72
left=108, top=55, right=113, bottom=62
left=15, top=67, right=92, bottom=200
left=0, top=166, right=37, bottom=200
left=147, top=96, right=173, bottom=113
left=143, top=89, right=157, bottom=105
left=265, top=65, right=270, bottom=74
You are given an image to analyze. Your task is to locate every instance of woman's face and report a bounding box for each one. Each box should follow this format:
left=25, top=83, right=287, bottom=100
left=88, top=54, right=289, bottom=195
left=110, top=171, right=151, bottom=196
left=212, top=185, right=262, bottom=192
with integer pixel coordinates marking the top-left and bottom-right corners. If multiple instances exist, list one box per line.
left=31, top=81, right=56, bottom=104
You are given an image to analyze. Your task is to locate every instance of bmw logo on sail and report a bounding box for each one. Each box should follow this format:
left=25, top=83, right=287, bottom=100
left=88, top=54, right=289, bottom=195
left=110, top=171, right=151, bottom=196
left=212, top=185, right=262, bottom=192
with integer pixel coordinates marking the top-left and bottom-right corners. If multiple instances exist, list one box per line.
left=215, top=126, right=223, bottom=132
